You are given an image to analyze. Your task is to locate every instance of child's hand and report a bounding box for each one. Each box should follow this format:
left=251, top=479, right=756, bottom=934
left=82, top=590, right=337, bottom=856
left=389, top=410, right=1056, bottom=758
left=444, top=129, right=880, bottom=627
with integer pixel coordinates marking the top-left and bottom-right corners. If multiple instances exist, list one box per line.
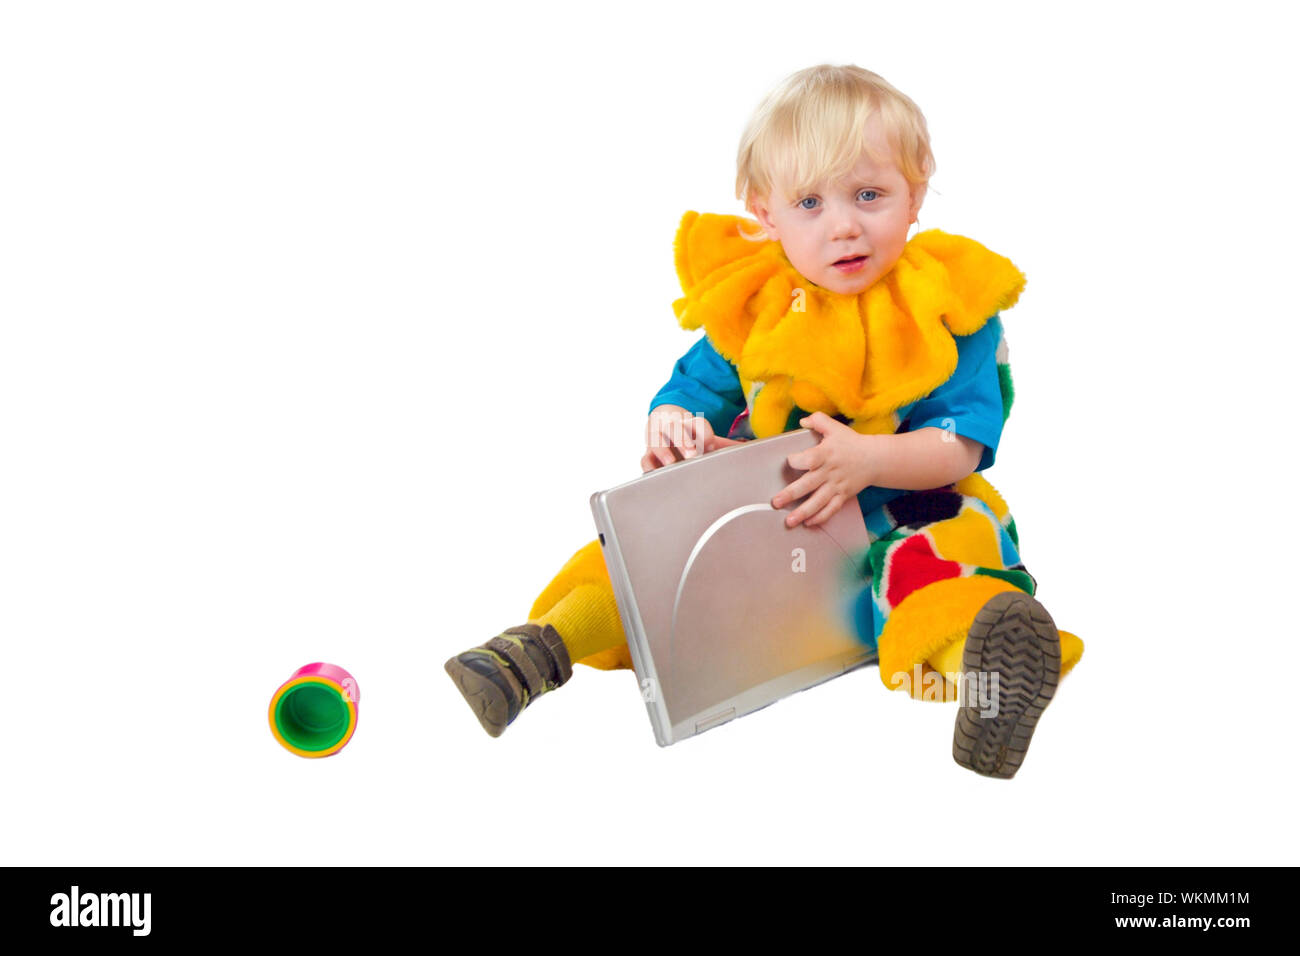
left=771, top=412, right=874, bottom=528
left=641, top=405, right=716, bottom=472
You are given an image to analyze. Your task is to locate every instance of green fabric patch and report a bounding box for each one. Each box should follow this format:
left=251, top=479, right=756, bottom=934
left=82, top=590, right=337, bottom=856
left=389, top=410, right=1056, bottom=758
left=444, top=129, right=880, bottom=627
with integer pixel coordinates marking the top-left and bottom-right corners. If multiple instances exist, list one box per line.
left=867, top=531, right=908, bottom=596
left=998, top=362, right=1016, bottom=423
left=974, top=566, right=1036, bottom=596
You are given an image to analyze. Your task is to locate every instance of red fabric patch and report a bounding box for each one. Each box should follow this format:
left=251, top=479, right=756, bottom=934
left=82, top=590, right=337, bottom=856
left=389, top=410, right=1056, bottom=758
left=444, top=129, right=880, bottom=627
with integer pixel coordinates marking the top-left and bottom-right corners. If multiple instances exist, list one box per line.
left=885, top=534, right=963, bottom=608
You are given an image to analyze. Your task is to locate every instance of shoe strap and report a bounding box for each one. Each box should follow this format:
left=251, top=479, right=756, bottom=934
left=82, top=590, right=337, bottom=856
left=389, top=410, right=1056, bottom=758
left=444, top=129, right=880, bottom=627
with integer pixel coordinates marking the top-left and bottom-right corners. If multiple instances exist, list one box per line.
left=505, top=623, right=573, bottom=688
left=533, top=624, right=573, bottom=685
left=486, top=635, right=546, bottom=699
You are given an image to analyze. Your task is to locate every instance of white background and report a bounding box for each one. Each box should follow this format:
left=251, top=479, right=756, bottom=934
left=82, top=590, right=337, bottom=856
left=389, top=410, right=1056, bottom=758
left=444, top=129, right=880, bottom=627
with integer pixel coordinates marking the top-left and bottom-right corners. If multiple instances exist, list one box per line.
left=3, top=0, right=1297, bottom=866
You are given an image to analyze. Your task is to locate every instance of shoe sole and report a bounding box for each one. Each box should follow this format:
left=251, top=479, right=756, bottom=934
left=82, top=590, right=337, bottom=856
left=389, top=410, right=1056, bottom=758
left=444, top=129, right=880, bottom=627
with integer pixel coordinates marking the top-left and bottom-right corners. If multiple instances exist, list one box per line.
left=952, top=590, right=1061, bottom=779
left=444, top=656, right=516, bottom=738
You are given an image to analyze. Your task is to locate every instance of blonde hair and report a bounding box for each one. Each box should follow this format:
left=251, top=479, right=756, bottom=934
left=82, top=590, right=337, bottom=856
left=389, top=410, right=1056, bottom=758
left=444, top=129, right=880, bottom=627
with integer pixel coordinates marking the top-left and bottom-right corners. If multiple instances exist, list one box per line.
left=735, top=65, right=935, bottom=216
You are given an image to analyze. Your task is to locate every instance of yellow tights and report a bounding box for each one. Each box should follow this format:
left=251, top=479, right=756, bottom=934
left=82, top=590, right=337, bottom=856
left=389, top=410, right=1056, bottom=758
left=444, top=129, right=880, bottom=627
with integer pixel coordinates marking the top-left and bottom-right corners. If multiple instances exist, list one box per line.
left=525, top=539, right=1082, bottom=687
left=534, top=583, right=624, bottom=663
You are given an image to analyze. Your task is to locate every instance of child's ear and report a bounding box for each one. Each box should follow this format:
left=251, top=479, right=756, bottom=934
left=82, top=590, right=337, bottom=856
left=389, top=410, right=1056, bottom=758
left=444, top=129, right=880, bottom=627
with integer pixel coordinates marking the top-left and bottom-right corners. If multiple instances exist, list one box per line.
left=909, top=184, right=928, bottom=223
left=749, top=195, right=780, bottom=240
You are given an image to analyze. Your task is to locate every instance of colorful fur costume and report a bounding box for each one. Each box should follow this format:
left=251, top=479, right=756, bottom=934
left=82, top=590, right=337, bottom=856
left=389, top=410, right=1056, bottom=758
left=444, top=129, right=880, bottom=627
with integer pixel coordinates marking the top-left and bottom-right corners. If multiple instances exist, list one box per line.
left=529, top=212, right=1082, bottom=703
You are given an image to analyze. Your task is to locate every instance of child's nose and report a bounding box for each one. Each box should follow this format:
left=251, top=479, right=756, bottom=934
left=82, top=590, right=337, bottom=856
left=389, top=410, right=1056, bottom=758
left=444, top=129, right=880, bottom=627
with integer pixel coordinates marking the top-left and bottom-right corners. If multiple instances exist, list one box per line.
left=828, top=210, right=862, bottom=239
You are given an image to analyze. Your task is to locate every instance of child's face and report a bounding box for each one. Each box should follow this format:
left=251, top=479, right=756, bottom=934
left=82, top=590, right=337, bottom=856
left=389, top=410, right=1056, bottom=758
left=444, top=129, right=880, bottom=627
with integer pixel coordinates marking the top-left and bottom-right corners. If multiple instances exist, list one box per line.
left=751, top=135, right=923, bottom=296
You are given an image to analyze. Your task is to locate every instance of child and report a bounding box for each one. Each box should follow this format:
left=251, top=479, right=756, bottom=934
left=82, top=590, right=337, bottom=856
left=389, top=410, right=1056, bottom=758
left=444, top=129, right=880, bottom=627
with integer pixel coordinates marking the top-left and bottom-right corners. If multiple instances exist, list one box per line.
left=444, top=64, right=1084, bottom=778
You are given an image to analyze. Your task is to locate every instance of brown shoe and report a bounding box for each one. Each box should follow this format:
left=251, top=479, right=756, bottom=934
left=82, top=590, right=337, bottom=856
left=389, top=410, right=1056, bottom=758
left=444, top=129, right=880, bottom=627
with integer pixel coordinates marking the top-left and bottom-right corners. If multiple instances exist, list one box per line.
left=952, top=591, right=1061, bottom=779
left=444, top=623, right=573, bottom=737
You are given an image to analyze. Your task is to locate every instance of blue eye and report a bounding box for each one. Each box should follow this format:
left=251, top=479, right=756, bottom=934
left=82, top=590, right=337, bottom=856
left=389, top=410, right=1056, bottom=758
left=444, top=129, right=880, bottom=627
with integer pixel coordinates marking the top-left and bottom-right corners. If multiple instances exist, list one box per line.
left=798, top=197, right=819, bottom=210
left=858, top=189, right=880, bottom=202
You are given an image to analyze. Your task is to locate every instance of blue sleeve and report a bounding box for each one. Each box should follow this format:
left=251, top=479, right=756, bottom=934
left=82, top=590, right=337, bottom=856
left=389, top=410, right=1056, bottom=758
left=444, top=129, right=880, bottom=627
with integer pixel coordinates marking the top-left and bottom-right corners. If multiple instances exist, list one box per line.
left=904, top=315, right=1006, bottom=472
left=648, top=334, right=747, bottom=438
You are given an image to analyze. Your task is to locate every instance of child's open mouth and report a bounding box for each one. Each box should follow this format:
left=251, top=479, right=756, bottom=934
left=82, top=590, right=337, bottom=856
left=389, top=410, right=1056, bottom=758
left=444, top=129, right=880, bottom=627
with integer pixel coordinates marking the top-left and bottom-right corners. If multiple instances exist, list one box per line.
left=833, top=255, right=867, bottom=273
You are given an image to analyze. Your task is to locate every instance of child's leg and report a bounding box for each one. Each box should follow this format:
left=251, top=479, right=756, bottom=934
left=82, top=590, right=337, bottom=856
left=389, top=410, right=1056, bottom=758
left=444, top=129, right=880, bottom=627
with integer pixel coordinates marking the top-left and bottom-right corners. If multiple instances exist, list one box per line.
left=445, top=539, right=630, bottom=737
left=867, top=477, right=1084, bottom=777
left=525, top=539, right=628, bottom=665
left=876, top=556, right=1084, bottom=695
left=530, top=585, right=622, bottom=660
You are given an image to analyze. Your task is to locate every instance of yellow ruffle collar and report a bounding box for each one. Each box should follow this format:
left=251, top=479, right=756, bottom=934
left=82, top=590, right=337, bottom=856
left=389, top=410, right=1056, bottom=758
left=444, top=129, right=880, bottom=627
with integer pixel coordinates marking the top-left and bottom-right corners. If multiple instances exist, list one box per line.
left=671, top=211, right=1026, bottom=438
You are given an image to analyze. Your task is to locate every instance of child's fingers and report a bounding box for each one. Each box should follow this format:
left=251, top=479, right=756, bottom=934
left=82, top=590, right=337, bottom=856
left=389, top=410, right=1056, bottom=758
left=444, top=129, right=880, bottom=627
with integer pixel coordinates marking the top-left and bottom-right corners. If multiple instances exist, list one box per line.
left=784, top=485, right=834, bottom=528
left=681, top=415, right=714, bottom=458
left=771, top=467, right=822, bottom=511
left=655, top=444, right=681, bottom=468
left=643, top=448, right=679, bottom=471
left=645, top=410, right=678, bottom=467
left=786, top=442, right=824, bottom=473
left=645, top=440, right=675, bottom=469
left=674, top=414, right=694, bottom=454
left=645, top=409, right=667, bottom=449
left=804, top=494, right=845, bottom=528
left=649, top=407, right=683, bottom=444
left=645, top=407, right=724, bottom=467
left=652, top=408, right=704, bottom=463
left=666, top=411, right=701, bottom=456
left=647, top=407, right=679, bottom=444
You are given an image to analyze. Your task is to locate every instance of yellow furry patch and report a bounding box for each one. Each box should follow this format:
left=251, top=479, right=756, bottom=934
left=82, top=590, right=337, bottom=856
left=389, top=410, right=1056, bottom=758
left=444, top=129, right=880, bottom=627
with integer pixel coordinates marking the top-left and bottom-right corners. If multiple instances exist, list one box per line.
left=672, top=212, right=1026, bottom=438
left=926, top=506, right=1005, bottom=571
left=878, top=576, right=1024, bottom=701
left=953, top=473, right=1010, bottom=524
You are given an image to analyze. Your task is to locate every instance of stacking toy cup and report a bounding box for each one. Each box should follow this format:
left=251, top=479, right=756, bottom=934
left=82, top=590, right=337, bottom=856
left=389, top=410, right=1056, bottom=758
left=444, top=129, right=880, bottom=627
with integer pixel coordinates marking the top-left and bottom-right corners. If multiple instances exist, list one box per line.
left=268, top=663, right=359, bottom=757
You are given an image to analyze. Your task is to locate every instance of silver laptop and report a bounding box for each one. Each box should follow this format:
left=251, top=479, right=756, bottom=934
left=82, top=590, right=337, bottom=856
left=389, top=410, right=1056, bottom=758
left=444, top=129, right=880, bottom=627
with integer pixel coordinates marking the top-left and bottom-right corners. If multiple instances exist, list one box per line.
left=590, top=429, right=877, bottom=746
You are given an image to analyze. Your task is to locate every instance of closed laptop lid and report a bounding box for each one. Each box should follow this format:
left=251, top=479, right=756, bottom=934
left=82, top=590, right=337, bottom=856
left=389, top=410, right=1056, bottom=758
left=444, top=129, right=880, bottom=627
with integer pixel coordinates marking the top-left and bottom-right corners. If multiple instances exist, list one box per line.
left=590, top=429, right=875, bottom=745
